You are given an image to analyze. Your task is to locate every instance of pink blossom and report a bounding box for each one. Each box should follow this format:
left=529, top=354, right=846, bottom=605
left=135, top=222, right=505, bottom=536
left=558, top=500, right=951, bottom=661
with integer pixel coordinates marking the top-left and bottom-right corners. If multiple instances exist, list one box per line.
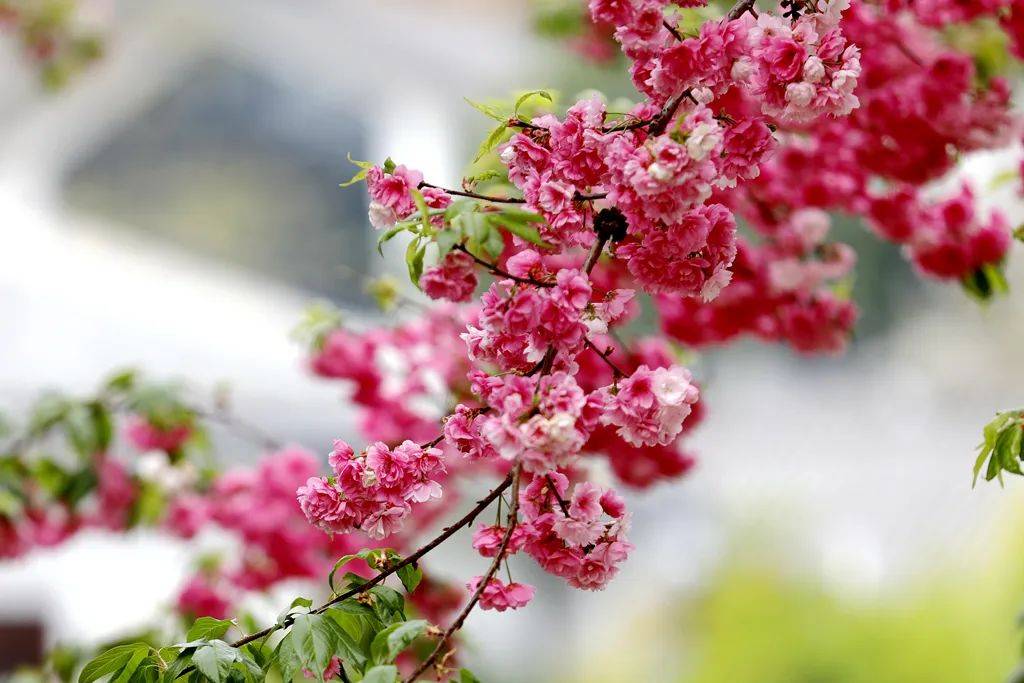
left=467, top=576, right=535, bottom=612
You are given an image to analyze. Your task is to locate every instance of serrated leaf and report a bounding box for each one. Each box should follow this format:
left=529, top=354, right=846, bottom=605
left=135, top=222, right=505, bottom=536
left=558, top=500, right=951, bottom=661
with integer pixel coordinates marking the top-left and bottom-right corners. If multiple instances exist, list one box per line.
left=397, top=563, right=422, bottom=594
left=80, top=643, right=149, bottom=683
left=289, top=613, right=339, bottom=675
left=340, top=153, right=373, bottom=187
left=483, top=224, right=506, bottom=259
left=187, top=617, right=234, bottom=642
left=408, top=189, right=429, bottom=234
left=192, top=641, right=239, bottom=683
left=406, top=238, right=427, bottom=288
left=363, top=664, right=399, bottom=683
left=109, top=648, right=149, bottom=683
left=370, top=620, right=428, bottom=665
left=513, top=90, right=553, bottom=116
left=376, top=225, right=406, bottom=257
left=369, top=585, right=407, bottom=624
left=274, top=633, right=303, bottom=683
left=474, top=122, right=509, bottom=163
left=488, top=213, right=550, bottom=248
left=463, top=97, right=506, bottom=121
left=436, top=228, right=461, bottom=260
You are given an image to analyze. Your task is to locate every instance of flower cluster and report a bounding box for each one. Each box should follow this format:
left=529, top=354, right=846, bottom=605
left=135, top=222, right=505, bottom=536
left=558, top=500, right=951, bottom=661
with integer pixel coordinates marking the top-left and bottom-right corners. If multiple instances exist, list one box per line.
left=420, top=250, right=479, bottom=303
left=366, top=164, right=451, bottom=230
left=598, top=364, right=700, bottom=447
left=462, top=268, right=594, bottom=372
left=297, top=439, right=445, bottom=539
left=869, top=185, right=1012, bottom=280
left=520, top=475, right=634, bottom=591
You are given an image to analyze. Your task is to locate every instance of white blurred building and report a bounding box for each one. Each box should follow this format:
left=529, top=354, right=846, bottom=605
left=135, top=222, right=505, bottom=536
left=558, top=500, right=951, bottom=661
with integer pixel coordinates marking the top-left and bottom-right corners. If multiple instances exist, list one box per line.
left=1, top=2, right=1023, bottom=681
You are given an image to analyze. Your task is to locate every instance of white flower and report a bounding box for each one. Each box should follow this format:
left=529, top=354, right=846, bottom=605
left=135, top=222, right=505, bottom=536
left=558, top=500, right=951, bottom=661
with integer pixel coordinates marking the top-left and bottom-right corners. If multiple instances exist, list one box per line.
left=785, top=81, right=816, bottom=108
left=691, top=86, right=715, bottom=104
left=499, top=145, right=516, bottom=165
left=651, top=366, right=696, bottom=407
left=686, top=121, right=722, bottom=162
left=731, top=57, right=754, bottom=82
left=368, top=201, right=397, bottom=230
left=647, top=162, right=673, bottom=182
left=803, top=56, right=825, bottom=84
left=700, top=268, right=733, bottom=302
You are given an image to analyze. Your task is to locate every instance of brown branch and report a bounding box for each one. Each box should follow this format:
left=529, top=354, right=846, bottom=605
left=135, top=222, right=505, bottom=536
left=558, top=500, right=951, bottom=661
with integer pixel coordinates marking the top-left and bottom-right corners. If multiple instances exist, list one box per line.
left=419, top=181, right=525, bottom=204
left=662, top=19, right=683, bottom=41
left=728, top=0, right=757, bottom=20
left=218, top=469, right=516, bottom=651
left=405, top=463, right=523, bottom=682
left=454, top=244, right=555, bottom=288
left=545, top=473, right=570, bottom=517
left=583, top=337, right=626, bottom=379
left=583, top=232, right=610, bottom=275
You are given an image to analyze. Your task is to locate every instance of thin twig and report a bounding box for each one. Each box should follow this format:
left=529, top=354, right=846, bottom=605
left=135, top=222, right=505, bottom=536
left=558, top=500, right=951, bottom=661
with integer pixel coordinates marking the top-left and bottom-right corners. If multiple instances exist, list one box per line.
left=662, top=19, right=683, bottom=41
left=405, top=463, right=523, bottom=682
left=545, top=474, right=570, bottom=517
left=583, top=338, right=626, bottom=379
left=454, top=244, right=555, bottom=288
left=214, top=470, right=516, bottom=652
left=419, top=181, right=525, bottom=204
left=727, top=0, right=757, bottom=20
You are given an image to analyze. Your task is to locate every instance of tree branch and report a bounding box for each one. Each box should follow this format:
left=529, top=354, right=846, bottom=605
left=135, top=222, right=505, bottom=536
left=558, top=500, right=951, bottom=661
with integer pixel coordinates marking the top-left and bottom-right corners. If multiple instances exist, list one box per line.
left=454, top=244, right=555, bottom=288
left=419, top=181, right=525, bottom=204
left=404, top=463, right=523, bottom=682
left=219, top=469, right=517, bottom=651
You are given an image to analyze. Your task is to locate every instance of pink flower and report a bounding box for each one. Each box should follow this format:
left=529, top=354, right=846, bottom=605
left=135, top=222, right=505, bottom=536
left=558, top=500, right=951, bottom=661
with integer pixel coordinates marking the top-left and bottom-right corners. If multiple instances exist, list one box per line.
left=177, top=575, right=232, bottom=619
left=467, top=576, right=535, bottom=612
left=296, top=477, right=346, bottom=533
left=123, top=415, right=191, bottom=452
left=366, top=164, right=423, bottom=219
left=420, top=250, right=478, bottom=303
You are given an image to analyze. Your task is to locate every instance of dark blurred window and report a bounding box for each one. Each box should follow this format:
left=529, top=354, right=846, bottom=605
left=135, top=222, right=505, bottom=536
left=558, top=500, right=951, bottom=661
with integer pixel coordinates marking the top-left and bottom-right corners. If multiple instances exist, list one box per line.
left=63, top=57, right=371, bottom=304
left=0, top=620, right=43, bottom=673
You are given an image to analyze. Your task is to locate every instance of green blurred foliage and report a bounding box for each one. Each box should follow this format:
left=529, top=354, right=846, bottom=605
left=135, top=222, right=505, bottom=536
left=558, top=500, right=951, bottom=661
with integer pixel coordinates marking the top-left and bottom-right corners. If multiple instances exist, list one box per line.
left=570, top=517, right=1024, bottom=683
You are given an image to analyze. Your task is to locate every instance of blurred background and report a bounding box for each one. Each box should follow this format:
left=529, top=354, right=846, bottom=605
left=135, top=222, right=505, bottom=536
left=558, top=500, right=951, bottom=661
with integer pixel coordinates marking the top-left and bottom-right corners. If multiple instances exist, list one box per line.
left=1, top=1, right=1024, bottom=681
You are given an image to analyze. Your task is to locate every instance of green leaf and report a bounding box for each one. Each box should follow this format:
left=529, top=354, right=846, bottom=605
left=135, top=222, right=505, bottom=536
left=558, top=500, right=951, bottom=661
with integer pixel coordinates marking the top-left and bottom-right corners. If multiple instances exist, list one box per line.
left=192, top=641, right=239, bottom=683
left=187, top=617, right=235, bottom=642
left=109, top=648, right=149, bottom=683
left=406, top=238, right=427, bottom=288
left=340, top=153, right=374, bottom=188
left=290, top=613, right=338, bottom=674
left=291, top=596, right=313, bottom=610
left=973, top=410, right=1024, bottom=486
left=362, top=665, right=399, bottom=683
left=80, top=643, right=149, bottom=683
left=463, top=97, right=506, bottom=121
left=474, top=122, right=509, bottom=163
left=397, top=563, right=423, bottom=594
left=488, top=212, right=550, bottom=248
left=274, top=633, right=303, bottom=682
left=376, top=225, right=406, bottom=256
left=410, top=189, right=432, bottom=237
left=329, top=549, right=393, bottom=593
left=482, top=225, right=504, bottom=259
left=1015, top=224, right=1024, bottom=243
left=370, top=620, right=428, bottom=664
left=513, top=90, right=553, bottom=116
left=368, top=586, right=407, bottom=624
left=459, top=668, right=483, bottom=683
left=104, top=368, right=138, bottom=393
left=435, top=228, right=461, bottom=260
